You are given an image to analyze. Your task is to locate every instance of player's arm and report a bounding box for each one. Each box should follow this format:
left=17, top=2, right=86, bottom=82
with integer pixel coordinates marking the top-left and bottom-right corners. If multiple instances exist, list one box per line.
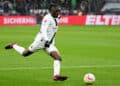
left=41, top=17, right=51, bottom=47
left=41, top=18, right=50, bottom=41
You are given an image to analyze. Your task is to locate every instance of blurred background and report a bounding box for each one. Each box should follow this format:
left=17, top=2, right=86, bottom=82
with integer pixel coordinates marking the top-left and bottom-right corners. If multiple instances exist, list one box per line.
left=0, top=0, right=120, bottom=16
left=0, top=0, right=120, bottom=25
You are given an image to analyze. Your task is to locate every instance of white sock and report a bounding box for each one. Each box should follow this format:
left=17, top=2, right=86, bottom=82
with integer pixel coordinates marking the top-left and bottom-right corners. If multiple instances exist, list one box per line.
left=53, top=60, right=60, bottom=76
left=13, top=44, right=25, bottom=55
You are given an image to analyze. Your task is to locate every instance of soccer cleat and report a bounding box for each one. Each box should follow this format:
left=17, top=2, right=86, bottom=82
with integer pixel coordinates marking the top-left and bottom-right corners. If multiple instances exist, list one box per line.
left=5, top=43, right=16, bottom=49
left=53, top=75, right=68, bottom=81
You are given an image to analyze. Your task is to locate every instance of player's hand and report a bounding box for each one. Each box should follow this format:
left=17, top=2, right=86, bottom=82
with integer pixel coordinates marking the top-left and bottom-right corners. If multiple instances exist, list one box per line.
left=45, top=41, right=50, bottom=48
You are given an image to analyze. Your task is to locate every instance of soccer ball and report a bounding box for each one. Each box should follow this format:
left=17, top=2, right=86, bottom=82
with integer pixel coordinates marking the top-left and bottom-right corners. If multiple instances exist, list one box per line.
left=83, top=73, right=95, bottom=85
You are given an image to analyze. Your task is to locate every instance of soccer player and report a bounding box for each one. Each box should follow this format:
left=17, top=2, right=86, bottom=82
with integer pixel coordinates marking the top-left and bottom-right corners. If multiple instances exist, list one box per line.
left=5, top=4, right=68, bottom=81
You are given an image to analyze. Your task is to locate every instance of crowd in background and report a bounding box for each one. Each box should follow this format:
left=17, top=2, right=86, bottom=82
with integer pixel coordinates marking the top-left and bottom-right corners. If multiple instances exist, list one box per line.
left=0, top=0, right=120, bottom=16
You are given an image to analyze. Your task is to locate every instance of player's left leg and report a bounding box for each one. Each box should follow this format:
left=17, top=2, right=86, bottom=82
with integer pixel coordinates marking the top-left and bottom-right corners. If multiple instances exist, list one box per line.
left=46, top=46, right=68, bottom=81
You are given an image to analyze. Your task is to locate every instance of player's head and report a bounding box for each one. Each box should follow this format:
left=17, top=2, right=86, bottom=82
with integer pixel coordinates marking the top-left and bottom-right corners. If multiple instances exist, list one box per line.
left=49, top=4, right=60, bottom=18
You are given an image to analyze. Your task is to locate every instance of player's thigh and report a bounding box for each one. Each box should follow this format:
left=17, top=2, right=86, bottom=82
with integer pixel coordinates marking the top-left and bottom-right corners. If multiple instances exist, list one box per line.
left=28, top=33, right=45, bottom=52
left=45, top=45, right=60, bottom=54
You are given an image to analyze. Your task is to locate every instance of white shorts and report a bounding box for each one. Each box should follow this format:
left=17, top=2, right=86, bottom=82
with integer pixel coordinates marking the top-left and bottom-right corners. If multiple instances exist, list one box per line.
left=28, top=32, right=59, bottom=54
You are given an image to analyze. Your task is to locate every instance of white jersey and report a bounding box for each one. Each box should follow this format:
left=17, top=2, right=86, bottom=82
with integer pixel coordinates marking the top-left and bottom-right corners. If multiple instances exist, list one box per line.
left=40, top=13, right=59, bottom=41
left=28, top=13, right=60, bottom=53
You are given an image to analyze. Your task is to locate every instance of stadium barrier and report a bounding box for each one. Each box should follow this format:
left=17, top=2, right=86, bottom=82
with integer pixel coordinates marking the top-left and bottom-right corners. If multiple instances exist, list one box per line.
left=0, top=16, right=37, bottom=26
left=59, top=15, right=120, bottom=25
left=0, top=15, right=120, bottom=26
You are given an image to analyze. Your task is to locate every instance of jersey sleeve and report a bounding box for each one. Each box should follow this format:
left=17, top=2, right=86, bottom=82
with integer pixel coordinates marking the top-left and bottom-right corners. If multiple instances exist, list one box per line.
left=40, top=17, right=50, bottom=41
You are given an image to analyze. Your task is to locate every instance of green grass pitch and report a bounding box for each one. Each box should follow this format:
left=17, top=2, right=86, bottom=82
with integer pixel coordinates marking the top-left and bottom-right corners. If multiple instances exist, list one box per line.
left=0, top=25, right=120, bottom=86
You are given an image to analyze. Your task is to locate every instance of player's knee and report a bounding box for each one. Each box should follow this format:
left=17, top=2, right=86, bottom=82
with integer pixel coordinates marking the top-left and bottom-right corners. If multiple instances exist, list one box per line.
left=55, top=57, right=62, bottom=61
left=49, top=51, right=62, bottom=61
left=22, top=53, right=29, bottom=57
left=22, top=50, right=33, bottom=57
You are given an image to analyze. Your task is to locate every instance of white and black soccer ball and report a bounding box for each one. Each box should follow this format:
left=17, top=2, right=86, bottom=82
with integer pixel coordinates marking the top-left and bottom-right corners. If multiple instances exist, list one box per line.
left=83, top=73, right=95, bottom=85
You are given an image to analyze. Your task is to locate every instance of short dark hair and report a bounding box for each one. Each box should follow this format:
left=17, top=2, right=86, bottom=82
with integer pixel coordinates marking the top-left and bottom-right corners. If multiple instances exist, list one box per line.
left=49, top=4, right=58, bottom=12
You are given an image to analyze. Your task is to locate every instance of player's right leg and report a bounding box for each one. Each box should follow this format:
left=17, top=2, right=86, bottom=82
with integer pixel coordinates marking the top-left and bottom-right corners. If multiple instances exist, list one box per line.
left=5, top=43, right=33, bottom=57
